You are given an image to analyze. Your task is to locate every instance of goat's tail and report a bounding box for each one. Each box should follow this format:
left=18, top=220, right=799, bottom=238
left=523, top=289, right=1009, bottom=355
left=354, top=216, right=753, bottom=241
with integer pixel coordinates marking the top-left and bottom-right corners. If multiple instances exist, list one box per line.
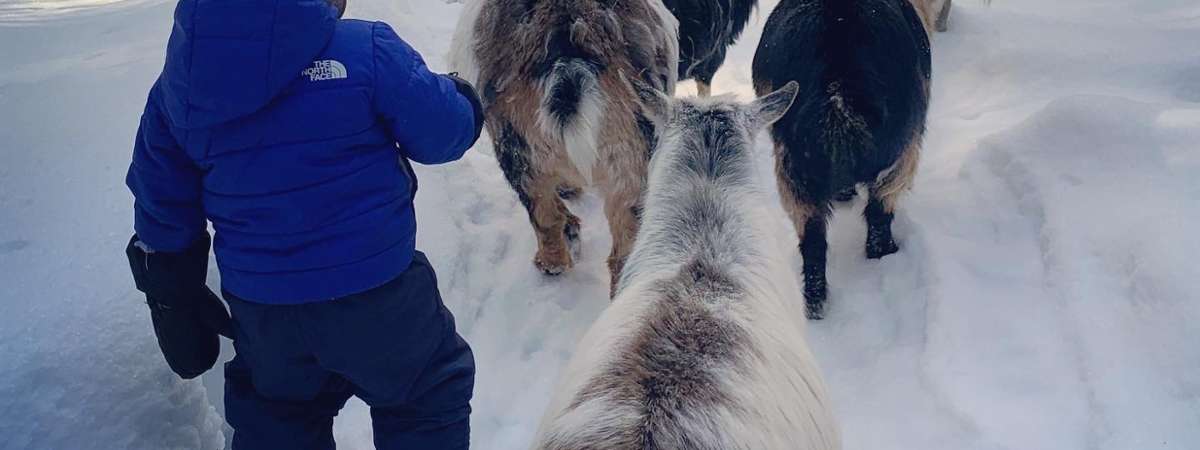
left=821, top=81, right=874, bottom=191
left=539, top=58, right=606, bottom=182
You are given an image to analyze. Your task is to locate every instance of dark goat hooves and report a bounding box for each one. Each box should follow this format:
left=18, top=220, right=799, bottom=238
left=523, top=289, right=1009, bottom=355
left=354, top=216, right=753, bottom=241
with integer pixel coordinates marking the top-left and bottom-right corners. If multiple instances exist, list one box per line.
left=866, top=237, right=900, bottom=260
left=803, top=278, right=827, bottom=320
left=806, top=302, right=825, bottom=320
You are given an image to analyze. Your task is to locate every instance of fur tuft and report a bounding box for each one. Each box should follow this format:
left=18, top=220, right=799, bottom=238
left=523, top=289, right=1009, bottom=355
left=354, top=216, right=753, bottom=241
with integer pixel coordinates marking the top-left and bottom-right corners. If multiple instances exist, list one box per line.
left=821, top=82, right=874, bottom=191
left=534, top=93, right=840, bottom=450
left=538, top=59, right=607, bottom=183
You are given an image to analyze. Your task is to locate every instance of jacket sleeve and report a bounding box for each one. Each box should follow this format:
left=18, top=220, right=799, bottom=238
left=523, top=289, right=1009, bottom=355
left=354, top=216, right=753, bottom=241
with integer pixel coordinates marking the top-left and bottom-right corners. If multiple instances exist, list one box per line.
left=372, top=21, right=480, bottom=165
left=126, top=84, right=207, bottom=252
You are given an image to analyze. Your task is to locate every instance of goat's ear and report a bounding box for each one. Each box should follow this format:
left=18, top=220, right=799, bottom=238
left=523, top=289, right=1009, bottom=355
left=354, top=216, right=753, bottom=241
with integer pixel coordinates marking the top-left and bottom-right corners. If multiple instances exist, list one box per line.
left=632, top=79, right=672, bottom=125
left=749, top=81, right=799, bottom=127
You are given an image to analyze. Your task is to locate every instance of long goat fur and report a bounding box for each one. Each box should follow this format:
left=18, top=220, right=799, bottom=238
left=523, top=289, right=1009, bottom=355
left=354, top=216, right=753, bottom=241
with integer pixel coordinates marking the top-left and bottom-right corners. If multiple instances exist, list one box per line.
left=532, top=84, right=842, bottom=450
left=450, top=0, right=679, bottom=290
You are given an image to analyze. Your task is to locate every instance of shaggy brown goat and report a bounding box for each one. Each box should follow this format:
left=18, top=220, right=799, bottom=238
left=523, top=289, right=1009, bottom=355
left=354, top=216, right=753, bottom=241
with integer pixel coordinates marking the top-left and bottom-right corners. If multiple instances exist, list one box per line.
left=451, top=0, right=679, bottom=292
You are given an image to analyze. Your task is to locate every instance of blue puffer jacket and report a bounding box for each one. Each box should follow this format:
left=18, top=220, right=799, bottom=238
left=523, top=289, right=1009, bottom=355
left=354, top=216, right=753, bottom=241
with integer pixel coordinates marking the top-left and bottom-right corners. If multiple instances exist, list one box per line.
left=127, top=0, right=478, bottom=304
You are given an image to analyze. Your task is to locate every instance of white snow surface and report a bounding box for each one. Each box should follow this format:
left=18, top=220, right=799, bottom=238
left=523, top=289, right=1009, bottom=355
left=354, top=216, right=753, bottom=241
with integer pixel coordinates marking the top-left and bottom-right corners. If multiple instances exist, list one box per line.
left=1, top=0, right=1198, bottom=449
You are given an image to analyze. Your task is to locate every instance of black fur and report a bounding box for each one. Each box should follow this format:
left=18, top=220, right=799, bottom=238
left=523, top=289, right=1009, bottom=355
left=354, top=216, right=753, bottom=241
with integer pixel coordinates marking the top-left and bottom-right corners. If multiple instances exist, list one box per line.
left=752, top=0, right=930, bottom=316
left=545, top=64, right=588, bottom=126
left=800, top=216, right=829, bottom=319
left=495, top=121, right=535, bottom=212
left=864, top=194, right=899, bottom=259
left=537, top=22, right=605, bottom=129
left=636, top=113, right=658, bottom=161
left=661, top=0, right=757, bottom=86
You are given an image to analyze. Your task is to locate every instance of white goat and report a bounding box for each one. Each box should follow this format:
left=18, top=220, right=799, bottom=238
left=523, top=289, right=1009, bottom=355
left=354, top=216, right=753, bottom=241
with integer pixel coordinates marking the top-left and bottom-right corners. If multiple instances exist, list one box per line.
left=532, top=83, right=842, bottom=450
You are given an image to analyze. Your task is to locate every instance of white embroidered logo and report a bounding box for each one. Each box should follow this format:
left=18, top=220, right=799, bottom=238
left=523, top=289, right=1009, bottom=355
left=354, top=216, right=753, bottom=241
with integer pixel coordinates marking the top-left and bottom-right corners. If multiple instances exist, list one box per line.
left=303, top=60, right=348, bottom=81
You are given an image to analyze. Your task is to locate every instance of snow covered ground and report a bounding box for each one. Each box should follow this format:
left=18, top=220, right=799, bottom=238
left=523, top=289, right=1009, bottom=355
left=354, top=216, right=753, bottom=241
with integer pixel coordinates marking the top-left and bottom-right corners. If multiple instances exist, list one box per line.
left=1, top=0, right=1198, bottom=448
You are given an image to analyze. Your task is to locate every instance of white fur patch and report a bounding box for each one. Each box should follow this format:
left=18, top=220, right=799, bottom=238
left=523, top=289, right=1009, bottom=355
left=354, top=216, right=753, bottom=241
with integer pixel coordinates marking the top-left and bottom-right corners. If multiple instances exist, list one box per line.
left=536, top=65, right=607, bottom=184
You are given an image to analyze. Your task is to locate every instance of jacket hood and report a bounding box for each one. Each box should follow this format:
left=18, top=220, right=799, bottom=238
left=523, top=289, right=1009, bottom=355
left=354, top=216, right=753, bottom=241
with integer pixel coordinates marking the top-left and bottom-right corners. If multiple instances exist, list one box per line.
left=159, top=0, right=339, bottom=129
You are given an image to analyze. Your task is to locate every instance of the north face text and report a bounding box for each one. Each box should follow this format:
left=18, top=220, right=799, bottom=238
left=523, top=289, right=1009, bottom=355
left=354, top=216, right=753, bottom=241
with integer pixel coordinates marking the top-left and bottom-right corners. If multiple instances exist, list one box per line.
left=303, top=60, right=348, bottom=81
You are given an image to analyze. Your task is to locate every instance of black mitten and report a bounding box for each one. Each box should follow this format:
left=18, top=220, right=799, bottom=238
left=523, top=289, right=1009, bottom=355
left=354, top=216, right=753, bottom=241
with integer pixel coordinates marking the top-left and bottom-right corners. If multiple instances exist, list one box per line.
left=447, top=72, right=485, bottom=144
left=126, top=233, right=232, bottom=379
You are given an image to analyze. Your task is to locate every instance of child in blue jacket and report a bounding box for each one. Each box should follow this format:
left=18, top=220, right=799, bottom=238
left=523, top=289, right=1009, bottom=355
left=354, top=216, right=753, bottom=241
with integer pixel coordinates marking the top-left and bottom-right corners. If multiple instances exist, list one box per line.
left=123, top=0, right=483, bottom=448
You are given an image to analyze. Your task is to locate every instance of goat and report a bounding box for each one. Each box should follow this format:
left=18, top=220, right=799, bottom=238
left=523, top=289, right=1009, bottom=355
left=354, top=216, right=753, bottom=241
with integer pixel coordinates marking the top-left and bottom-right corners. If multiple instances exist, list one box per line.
left=532, top=83, right=842, bottom=450
left=450, top=0, right=680, bottom=292
left=660, top=0, right=757, bottom=96
left=752, top=0, right=931, bottom=319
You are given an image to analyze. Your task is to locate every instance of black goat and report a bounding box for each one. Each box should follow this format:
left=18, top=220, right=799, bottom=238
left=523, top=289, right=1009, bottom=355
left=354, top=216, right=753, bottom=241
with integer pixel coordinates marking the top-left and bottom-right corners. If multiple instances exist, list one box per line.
left=661, top=0, right=757, bottom=96
left=752, top=0, right=932, bottom=319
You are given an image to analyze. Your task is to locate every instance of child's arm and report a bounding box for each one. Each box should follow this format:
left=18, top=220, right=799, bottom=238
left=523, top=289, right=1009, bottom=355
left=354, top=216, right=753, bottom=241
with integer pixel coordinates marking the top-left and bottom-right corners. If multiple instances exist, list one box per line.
left=372, top=22, right=483, bottom=165
left=126, top=83, right=207, bottom=252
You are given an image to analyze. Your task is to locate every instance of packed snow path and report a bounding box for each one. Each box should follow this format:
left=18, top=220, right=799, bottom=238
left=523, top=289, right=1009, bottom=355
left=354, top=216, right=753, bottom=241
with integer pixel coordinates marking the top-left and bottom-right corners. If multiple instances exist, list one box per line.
left=1, top=0, right=1198, bottom=449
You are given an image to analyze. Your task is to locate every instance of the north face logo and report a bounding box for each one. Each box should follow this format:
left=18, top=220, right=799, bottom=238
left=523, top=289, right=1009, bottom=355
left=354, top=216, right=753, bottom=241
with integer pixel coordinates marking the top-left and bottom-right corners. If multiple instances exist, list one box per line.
left=303, top=60, right=348, bottom=81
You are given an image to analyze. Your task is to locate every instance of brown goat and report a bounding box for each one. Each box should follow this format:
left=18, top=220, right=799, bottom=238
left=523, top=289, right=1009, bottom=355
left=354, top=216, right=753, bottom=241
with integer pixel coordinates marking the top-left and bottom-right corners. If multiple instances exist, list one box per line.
left=451, top=0, right=679, bottom=292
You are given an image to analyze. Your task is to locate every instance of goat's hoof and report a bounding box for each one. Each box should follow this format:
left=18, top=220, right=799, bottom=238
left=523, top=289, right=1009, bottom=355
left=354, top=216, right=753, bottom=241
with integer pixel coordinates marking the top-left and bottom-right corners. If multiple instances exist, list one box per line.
left=803, top=280, right=827, bottom=319
left=834, top=187, right=857, bottom=202
left=536, top=262, right=569, bottom=276
left=866, top=238, right=899, bottom=259
left=806, top=302, right=825, bottom=320
left=534, top=253, right=572, bottom=276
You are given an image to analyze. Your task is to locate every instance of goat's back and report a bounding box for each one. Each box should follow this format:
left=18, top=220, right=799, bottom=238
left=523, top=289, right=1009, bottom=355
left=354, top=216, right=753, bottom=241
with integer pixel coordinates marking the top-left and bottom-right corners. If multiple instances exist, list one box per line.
left=753, top=0, right=930, bottom=189
left=462, top=0, right=678, bottom=98
left=533, top=260, right=840, bottom=450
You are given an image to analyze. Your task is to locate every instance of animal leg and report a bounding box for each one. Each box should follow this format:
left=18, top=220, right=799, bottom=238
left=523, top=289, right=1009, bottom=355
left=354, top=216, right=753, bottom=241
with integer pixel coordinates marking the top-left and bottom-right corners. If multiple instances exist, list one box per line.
left=604, top=190, right=642, bottom=297
left=529, top=180, right=577, bottom=275
left=935, top=0, right=952, bottom=32
left=800, top=215, right=830, bottom=320
left=494, top=122, right=577, bottom=275
left=694, top=65, right=716, bottom=97
left=865, top=135, right=920, bottom=259
left=694, top=45, right=728, bottom=97
left=864, top=193, right=899, bottom=259
left=776, top=164, right=829, bottom=319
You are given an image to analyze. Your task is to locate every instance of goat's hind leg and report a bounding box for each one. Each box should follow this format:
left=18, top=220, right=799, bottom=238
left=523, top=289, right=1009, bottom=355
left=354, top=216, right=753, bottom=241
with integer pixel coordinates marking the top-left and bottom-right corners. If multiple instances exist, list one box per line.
left=800, top=213, right=831, bottom=320
left=935, top=0, right=952, bottom=32
left=495, top=123, right=579, bottom=275
left=603, top=192, right=640, bottom=296
left=864, top=192, right=900, bottom=259
left=692, top=47, right=726, bottom=97
left=599, top=120, right=651, bottom=297
left=777, top=166, right=831, bottom=319
left=865, top=139, right=920, bottom=259
left=530, top=179, right=579, bottom=275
